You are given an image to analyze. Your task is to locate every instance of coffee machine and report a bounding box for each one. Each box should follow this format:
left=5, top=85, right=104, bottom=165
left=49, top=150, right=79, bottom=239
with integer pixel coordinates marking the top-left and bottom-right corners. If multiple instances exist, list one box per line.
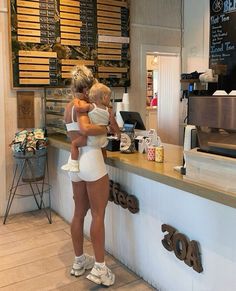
left=187, top=95, right=236, bottom=158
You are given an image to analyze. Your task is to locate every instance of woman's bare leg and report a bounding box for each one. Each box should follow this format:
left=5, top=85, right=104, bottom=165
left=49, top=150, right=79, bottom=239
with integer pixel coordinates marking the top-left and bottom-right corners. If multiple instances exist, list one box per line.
left=71, top=181, right=90, bottom=256
left=86, top=174, right=109, bottom=262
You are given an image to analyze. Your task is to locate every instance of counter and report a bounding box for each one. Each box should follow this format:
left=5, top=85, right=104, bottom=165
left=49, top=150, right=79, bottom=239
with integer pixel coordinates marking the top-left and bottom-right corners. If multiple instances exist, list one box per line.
left=48, top=134, right=236, bottom=291
left=49, top=134, right=236, bottom=209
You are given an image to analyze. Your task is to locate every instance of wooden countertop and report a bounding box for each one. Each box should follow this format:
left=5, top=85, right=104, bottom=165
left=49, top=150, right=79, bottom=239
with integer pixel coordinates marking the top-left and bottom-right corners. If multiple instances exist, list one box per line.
left=49, top=134, right=236, bottom=209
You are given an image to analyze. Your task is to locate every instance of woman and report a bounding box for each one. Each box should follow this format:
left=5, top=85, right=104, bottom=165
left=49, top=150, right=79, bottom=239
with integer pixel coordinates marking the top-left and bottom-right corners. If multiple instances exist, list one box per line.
left=150, top=92, right=158, bottom=106
left=64, top=65, right=115, bottom=286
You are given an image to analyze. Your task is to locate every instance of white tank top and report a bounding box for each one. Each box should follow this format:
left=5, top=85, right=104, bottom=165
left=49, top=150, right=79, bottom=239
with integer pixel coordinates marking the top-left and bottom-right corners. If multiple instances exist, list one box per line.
left=65, top=106, right=79, bottom=131
left=66, top=103, right=109, bottom=131
left=88, top=103, right=109, bottom=125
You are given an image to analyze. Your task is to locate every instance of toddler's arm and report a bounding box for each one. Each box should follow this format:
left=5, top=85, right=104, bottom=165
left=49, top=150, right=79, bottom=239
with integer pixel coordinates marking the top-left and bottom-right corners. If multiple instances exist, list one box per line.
left=108, top=108, right=121, bottom=139
left=71, top=135, right=87, bottom=148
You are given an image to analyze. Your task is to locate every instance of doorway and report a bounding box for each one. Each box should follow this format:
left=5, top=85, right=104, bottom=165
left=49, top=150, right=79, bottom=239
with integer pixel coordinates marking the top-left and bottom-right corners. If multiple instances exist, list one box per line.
left=146, top=54, right=159, bottom=132
left=144, top=50, right=180, bottom=145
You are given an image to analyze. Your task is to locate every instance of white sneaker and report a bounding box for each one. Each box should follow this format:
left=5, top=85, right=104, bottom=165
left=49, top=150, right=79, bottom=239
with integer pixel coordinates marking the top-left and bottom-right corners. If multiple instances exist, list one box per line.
left=86, top=264, right=115, bottom=286
left=61, top=160, right=80, bottom=172
left=70, top=254, right=95, bottom=277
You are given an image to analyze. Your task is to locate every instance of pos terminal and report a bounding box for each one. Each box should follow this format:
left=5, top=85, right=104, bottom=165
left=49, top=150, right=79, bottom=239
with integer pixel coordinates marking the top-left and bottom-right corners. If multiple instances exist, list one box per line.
left=119, top=111, right=146, bottom=153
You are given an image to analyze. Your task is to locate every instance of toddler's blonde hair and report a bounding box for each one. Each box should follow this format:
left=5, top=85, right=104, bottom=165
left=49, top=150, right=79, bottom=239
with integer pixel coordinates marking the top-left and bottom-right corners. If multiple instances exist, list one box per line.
left=89, top=83, right=111, bottom=103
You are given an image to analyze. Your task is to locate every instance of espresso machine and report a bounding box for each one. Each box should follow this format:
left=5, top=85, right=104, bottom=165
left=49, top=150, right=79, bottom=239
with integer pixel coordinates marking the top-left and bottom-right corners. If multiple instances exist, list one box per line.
left=188, top=95, right=236, bottom=158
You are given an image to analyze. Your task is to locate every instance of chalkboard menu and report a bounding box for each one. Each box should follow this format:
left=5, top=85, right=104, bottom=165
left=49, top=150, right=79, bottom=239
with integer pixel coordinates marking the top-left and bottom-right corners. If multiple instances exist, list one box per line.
left=9, top=0, right=130, bottom=88
left=209, top=0, right=236, bottom=91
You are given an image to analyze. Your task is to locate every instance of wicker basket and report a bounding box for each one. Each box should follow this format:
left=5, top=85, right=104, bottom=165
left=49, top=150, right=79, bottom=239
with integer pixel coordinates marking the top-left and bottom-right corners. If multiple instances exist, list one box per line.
left=14, top=148, right=47, bottom=182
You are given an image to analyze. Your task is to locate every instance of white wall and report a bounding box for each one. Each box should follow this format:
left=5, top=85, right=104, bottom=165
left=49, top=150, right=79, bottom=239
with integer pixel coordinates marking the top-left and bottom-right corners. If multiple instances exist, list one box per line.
left=0, top=0, right=45, bottom=217
left=0, top=31, right=6, bottom=216
left=178, top=0, right=210, bottom=144
left=129, top=0, right=182, bottom=123
left=183, top=0, right=210, bottom=73
left=0, top=1, right=7, bottom=10
left=0, top=2, right=10, bottom=216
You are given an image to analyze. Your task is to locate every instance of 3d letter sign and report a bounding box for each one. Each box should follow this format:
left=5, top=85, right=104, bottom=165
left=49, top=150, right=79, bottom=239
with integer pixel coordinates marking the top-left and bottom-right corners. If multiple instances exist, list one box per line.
left=161, top=224, right=203, bottom=273
left=109, top=180, right=139, bottom=214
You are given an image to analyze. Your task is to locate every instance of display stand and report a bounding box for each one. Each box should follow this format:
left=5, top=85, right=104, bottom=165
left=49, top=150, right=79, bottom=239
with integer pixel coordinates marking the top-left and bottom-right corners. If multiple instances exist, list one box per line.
left=3, top=149, right=52, bottom=224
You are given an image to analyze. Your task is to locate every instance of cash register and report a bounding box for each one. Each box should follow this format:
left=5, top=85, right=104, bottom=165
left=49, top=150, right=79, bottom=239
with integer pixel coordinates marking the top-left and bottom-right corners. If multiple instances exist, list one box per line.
left=119, top=111, right=146, bottom=131
left=106, top=111, right=146, bottom=152
left=119, top=111, right=146, bottom=153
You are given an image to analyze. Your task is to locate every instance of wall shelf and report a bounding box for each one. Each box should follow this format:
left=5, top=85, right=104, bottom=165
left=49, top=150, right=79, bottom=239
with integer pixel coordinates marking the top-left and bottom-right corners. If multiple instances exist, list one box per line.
left=45, top=87, right=72, bottom=136
left=180, top=79, right=217, bottom=83
left=146, top=70, right=153, bottom=98
left=180, top=79, right=199, bottom=83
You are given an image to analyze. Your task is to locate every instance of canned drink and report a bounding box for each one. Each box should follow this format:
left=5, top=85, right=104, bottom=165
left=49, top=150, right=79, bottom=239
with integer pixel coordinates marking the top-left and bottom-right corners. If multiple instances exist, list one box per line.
left=155, top=145, right=164, bottom=163
left=147, top=146, right=155, bottom=161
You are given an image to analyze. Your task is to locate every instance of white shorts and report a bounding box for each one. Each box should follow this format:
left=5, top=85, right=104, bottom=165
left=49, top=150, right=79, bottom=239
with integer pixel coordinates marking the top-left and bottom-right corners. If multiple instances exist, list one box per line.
left=68, top=146, right=107, bottom=182
left=87, top=134, right=108, bottom=148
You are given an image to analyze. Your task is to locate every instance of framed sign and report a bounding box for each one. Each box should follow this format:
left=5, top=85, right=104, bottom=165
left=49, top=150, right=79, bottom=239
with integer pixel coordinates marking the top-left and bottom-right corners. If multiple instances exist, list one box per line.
left=9, top=0, right=130, bottom=88
left=209, top=0, right=236, bottom=90
left=17, top=91, right=35, bottom=128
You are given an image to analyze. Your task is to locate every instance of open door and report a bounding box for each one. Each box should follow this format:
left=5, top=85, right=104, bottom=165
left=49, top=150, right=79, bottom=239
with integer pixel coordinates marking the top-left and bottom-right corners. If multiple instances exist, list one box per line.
left=157, top=54, right=180, bottom=145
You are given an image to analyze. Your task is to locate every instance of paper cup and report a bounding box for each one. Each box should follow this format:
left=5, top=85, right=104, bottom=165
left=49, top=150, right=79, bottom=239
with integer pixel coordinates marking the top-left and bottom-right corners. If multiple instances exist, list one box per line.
left=122, top=93, right=129, bottom=104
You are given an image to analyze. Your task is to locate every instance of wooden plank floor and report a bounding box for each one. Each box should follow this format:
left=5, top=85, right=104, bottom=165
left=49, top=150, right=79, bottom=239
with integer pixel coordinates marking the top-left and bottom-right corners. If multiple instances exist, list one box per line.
left=0, top=210, right=156, bottom=291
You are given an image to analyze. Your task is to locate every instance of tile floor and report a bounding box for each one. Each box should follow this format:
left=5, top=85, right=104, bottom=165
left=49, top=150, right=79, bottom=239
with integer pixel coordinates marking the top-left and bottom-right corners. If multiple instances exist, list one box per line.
left=0, top=210, right=156, bottom=291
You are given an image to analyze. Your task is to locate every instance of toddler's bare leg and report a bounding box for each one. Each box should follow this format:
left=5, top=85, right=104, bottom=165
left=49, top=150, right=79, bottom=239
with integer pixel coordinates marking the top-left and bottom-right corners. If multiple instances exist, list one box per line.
left=71, top=139, right=80, bottom=161
left=61, top=137, right=82, bottom=172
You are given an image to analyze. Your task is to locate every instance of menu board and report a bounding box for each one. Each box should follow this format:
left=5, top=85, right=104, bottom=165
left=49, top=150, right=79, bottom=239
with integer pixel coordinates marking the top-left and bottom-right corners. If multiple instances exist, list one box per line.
left=209, top=0, right=236, bottom=89
left=97, top=0, right=129, bottom=86
left=9, top=0, right=130, bottom=88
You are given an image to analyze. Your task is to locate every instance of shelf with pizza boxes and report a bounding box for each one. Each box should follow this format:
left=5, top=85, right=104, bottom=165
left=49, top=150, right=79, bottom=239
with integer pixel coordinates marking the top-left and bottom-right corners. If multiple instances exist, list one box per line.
left=45, top=87, right=73, bottom=136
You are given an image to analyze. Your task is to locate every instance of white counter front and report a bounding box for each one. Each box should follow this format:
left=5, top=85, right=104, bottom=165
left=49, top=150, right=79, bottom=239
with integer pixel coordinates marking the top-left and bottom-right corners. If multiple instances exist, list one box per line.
left=48, top=136, right=236, bottom=291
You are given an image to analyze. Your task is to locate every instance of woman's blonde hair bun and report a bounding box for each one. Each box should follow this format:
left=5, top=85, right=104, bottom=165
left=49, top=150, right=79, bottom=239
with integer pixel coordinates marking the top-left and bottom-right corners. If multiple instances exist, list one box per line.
left=71, top=65, right=96, bottom=93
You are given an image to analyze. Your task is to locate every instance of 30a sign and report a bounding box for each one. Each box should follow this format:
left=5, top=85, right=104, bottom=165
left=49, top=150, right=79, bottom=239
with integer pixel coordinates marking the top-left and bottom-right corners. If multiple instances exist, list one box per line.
left=109, top=180, right=139, bottom=214
left=161, top=224, right=203, bottom=273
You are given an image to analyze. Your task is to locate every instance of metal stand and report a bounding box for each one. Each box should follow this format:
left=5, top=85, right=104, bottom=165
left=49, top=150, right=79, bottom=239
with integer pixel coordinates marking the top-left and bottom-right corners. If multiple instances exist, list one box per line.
left=3, top=150, right=52, bottom=224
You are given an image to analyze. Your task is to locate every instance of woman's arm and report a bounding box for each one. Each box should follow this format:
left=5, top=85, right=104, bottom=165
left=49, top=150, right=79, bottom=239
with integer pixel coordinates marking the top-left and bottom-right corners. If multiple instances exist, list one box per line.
left=74, top=99, right=91, bottom=113
left=78, top=112, right=107, bottom=136
left=64, top=101, right=74, bottom=124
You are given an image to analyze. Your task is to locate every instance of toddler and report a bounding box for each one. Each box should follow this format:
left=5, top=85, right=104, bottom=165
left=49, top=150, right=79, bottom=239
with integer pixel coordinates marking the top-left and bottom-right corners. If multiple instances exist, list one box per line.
left=61, top=83, right=120, bottom=172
